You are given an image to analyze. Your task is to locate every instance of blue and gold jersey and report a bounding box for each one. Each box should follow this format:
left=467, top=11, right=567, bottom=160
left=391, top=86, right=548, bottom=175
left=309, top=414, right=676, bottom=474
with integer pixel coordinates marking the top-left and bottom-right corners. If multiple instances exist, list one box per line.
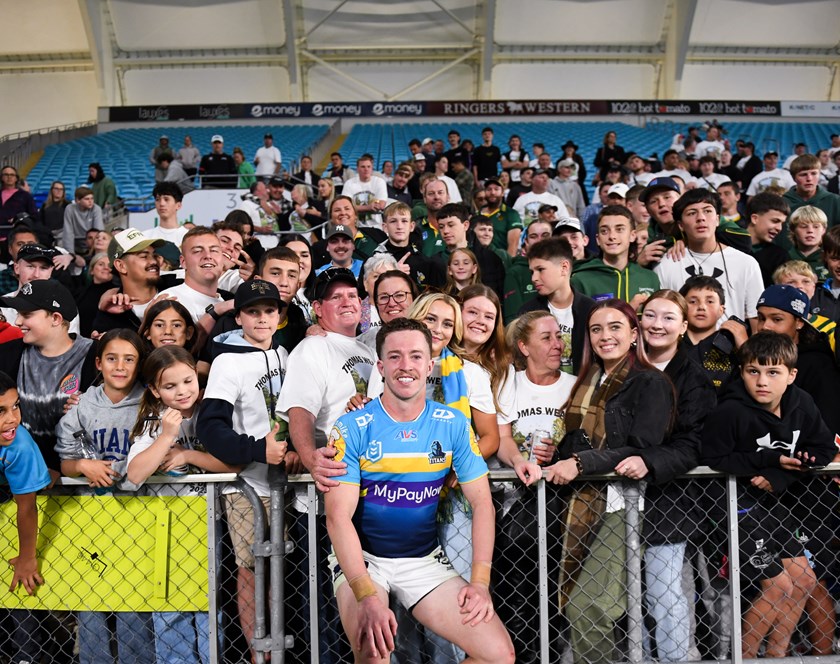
left=331, top=397, right=487, bottom=558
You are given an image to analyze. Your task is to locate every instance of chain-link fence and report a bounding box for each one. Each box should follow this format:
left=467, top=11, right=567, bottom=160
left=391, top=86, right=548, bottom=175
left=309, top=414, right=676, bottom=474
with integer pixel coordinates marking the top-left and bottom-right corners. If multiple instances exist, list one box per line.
left=1, top=466, right=838, bottom=663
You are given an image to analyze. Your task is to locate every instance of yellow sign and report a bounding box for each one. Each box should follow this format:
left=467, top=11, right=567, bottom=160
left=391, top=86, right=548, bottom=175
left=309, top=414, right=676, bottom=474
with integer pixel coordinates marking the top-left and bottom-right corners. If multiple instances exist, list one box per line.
left=0, top=495, right=208, bottom=612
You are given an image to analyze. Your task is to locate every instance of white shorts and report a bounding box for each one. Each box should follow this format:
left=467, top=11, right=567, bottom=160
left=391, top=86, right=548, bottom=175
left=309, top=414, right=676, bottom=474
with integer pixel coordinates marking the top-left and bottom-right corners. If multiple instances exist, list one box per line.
left=329, top=545, right=461, bottom=609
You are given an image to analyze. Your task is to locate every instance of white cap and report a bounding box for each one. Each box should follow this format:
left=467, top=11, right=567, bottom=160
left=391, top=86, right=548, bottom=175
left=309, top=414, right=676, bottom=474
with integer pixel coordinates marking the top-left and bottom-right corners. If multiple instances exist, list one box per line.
left=607, top=183, right=629, bottom=199
left=211, top=134, right=224, bottom=143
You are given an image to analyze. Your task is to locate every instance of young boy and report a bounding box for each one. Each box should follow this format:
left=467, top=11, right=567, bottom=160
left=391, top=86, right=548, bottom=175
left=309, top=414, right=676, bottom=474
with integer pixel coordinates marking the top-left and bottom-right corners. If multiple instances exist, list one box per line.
left=0, top=371, right=51, bottom=595
left=144, top=182, right=188, bottom=247
left=701, top=331, right=835, bottom=659
left=197, top=278, right=289, bottom=663
left=679, top=275, right=738, bottom=390
left=502, top=219, right=554, bottom=323
left=810, top=225, right=840, bottom=321
left=746, top=192, right=791, bottom=286
left=520, top=237, right=595, bottom=374
left=570, top=205, right=659, bottom=307
left=788, top=205, right=828, bottom=283
left=718, top=181, right=744, bottom=227
left=0, top=280, right=96, bottom=477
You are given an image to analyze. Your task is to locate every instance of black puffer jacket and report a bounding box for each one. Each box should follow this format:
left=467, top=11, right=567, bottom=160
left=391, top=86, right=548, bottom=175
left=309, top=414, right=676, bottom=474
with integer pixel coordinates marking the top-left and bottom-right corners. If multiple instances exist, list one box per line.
left=641, top=345, right=717, bottom=545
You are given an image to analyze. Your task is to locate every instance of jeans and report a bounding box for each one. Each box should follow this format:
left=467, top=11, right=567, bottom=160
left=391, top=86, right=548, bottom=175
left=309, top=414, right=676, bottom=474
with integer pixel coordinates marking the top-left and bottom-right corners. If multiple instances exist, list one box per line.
left=153, top=612, right=209, bottom=664
left=644, top=542, right=690, bottom=662
left=78, top=611, right=155, bottom=664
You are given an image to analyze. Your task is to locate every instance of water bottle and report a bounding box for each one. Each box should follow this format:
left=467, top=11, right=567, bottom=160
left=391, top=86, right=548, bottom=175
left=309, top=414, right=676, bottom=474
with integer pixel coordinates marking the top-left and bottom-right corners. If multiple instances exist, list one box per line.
left=74, top=430, right=99, bottom=460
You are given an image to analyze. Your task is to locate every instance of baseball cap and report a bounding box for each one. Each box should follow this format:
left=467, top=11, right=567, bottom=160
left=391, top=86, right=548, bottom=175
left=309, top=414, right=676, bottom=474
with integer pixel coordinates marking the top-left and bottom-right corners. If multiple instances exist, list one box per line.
left=313, top=267, right=358, bottom=301
left=211, top=134, right=224, bottom=143
left=764, top=150, right=778, bottom=158
left=538, top=204, right=558, bottom=214
left=757, top=284, right=809, bottom=321
left=607, top=183, right=629, bottom=199
left=414, top=153, right=426, bottom=161
left=269, top=176, right=286, bottom=187
left=554, top=218, right=583, bottom=234
left=108, top=228, right=165, bottom=264
left=15, top=244, right=58, bottom=264
left=421, top=137, right=433, bottom=146
left=325, top=223, right=354, bottom=241
left=154, top=241, right=181, bottom=267
left=532, top=168, right=549, bottom=176
left=234, top=278, right=284, bottom=313
left=557, top=158, right=575, bottom=168
left=264, top=133, right=273, bottom=139
left=639, top=177, right=681, bottom=203
left=0, top=279, right=77, bottom=321
left=160, top=135, right=169, bottom=140
left=484, top=177, right=503, bottom=189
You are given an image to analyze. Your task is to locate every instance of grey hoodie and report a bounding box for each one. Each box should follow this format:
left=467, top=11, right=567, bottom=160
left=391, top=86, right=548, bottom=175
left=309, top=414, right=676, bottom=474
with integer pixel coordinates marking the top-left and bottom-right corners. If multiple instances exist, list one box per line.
left=61, top=201, right=104, bottom=254
left=55, top=382, right=144, bottom=483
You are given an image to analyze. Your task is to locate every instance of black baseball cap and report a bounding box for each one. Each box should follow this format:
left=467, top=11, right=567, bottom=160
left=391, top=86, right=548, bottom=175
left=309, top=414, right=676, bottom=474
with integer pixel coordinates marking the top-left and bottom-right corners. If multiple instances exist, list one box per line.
left=313, top=267, right=358, bottom=301
left=484, top=177, right=503, bottom=188
left=15, top=244, right=58, bottom=264
left=0, top=279, right=77, bottom=320
left=234, top=278, right=284, bottom=313
left=325, top=223, right=354, bottom=241
left=639, top=177, right=681, bottom=204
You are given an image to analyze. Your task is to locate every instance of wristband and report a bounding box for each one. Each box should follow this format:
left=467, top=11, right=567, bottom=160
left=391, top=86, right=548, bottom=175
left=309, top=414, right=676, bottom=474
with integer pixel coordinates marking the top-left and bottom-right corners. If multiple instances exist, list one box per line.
left=348, top=573, right=377, bottom=602
left=572, top=452, right=584, bottom=475
left=470, top=561, right=492, bottom=587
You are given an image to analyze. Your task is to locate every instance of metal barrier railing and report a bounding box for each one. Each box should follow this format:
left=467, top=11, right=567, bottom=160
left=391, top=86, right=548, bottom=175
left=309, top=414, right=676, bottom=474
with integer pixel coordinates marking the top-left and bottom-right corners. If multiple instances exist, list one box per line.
left=9, top=463, right=838, bottom=663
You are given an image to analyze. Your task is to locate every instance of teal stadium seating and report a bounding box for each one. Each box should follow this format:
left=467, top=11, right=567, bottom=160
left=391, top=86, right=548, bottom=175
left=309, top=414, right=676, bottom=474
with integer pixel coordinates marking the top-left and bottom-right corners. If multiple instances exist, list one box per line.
left=26, top=125, right=331, bottom=209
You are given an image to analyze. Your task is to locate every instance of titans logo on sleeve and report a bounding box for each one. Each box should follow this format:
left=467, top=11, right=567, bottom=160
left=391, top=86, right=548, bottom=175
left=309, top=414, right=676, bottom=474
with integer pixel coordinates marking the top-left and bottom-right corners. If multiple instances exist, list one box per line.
left=333, top=398, right=486, bottom=558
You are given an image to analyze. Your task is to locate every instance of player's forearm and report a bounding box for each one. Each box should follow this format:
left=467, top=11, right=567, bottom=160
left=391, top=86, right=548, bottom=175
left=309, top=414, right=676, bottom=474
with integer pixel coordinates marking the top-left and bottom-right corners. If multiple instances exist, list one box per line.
left=325, top=503, right=368, bottom=581
left=467, top=489, right=496, bottom=566
left=15, top=494, right=39, bottom=561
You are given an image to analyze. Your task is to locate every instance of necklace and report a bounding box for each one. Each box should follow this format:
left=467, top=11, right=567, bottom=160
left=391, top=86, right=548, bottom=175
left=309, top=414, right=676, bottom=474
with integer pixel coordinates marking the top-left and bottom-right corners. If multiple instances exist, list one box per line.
left=686, top=242, right=719, bottom=276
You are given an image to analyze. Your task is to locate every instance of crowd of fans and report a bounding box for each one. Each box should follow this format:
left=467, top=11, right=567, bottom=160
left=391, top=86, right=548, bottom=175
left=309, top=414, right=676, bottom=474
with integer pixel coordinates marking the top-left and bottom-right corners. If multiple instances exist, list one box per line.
left=0, top=119, right=839, bottom=663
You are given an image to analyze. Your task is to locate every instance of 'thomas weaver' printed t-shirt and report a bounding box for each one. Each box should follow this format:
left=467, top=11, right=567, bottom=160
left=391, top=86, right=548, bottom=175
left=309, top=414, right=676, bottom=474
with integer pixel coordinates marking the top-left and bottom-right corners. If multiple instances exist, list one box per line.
left=332, top=397, right=487, bottom=559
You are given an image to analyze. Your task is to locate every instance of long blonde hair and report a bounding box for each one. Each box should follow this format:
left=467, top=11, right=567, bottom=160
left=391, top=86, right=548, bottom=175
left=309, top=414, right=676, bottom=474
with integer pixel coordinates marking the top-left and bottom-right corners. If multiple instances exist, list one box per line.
left=407, top=292, right=465, bottom=356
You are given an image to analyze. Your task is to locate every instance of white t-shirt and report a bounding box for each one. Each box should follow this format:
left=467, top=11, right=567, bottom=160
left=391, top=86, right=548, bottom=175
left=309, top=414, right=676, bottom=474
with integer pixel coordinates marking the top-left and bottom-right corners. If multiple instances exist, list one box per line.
left=158, top=282, right=224, bottom=322
left=695, top=140, right=726, bottom=160
left=628, top=172, right=653, bottom=187
left=218, top=269, right=244, bottom=294
left=693, top=173, right=732, bottom=191
left=126, top=414, right=203, bottom=496
left=492, top=368, right=576, bottom=511
left=144, top=225, right=189, bottom=248
left=341, top=176, right=389, bottom=228
left=514, top=191, right=568, bottom=225
left=654, top=245, right=763, bottom=323
left=746, top=168, right=795, bottom=196
left=278, top=332, right=376, bottom=448
left=547, top=302, right=575, bottom=374
left=254, top=146, right=282, bottom=177
left=437, top=174, right=462, bottom=203
left=651, top=168, right=693, bottom=185
left=204, top=343, right=288, bottom=496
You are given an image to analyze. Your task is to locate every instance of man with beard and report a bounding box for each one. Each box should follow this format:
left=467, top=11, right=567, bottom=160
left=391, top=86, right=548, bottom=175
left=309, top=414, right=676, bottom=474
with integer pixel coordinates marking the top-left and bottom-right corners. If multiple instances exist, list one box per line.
left=476, top=177, right=523, bottom=256
left=311, top=197, right=380, bottom=270
left=91, top=228, right=167, bottom=333
left=415, top=178, right=451, bottom=258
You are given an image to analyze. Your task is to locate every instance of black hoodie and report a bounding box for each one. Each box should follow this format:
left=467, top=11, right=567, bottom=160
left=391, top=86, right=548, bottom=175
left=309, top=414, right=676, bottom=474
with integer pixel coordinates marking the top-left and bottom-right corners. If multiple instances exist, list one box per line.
left=701, top=377, right=835, bottom=501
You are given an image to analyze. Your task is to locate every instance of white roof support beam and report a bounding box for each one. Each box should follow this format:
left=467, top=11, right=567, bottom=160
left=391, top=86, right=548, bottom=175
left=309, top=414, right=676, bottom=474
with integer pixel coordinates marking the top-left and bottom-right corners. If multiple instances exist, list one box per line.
left=78, top=0, right=118, bottom=105
left=283, top=0, right=302, bottom=100
left=479, top=0, right=496, bottom=99
left=659, top=0, right=697, bottom=98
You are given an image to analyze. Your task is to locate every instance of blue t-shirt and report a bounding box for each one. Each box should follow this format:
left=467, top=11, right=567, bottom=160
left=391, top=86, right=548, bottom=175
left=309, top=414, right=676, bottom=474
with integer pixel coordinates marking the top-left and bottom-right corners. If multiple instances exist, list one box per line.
left=0, top=426, right=51, bottom=495
left=332, top=397, right=487, bottom=558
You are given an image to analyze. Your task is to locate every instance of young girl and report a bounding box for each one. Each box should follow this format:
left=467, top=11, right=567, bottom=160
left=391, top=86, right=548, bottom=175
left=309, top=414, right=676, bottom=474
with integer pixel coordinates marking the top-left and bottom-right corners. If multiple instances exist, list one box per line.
left=445, top=247, right=481, bottom=295
left=137, top=299, right=198, bottom=355
left=55, top=329, right=154, bottom=664
left=127, top=345, right=236, bottom=664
